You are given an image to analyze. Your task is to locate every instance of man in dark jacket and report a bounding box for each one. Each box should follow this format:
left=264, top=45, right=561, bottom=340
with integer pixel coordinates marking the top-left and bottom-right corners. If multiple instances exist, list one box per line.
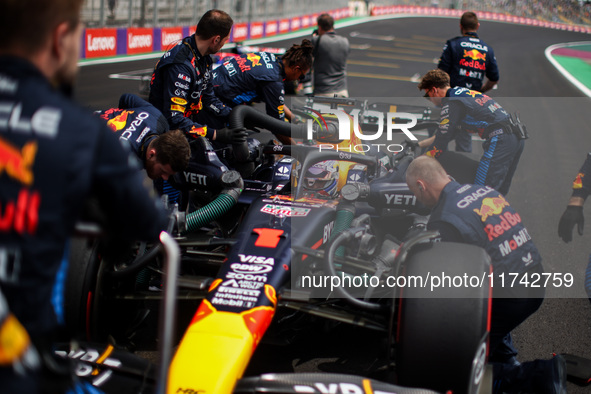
left=418, top=69, right=523, bottom=196
left=148, top=9, right=246, bottom=146
left=438, top=11, right=500, bottom=152
left=0, top=0, right=168, bottom=392
left=97, top=93, right=190, bottom=182
left=406, top=156, right=566, bottom=394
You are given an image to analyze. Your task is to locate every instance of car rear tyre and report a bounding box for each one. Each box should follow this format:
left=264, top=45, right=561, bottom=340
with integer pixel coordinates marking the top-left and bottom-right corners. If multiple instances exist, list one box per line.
left=395, top=241, right=491, bottom=394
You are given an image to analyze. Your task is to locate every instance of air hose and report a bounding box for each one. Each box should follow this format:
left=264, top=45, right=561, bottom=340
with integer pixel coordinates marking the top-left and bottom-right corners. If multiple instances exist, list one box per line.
left=325, top=227, right=384, bottom=312
left=183, top=187, right=241, bottom=235
left=110, top=178, right=243, bottom=277
left=329, top=202, right=356, bottom=257
left=229, top=105, right=307, bottom=138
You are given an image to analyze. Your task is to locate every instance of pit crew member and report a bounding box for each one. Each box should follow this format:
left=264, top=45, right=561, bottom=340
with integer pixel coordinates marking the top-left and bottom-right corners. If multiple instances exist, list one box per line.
left=203, top=39, right=314, bottom=127
left=417, top=69, right=524, bottom=196
left=97, top=93, right=190, bottom=182
left=406, top=156, right=566, bottom=394
left=437, top=11, right=500, bottom=153
left=148, top=9, right=247, bottom=146
left=558, top=152, right=591, bottom=302
left=0, top=0, right=169, bottom=391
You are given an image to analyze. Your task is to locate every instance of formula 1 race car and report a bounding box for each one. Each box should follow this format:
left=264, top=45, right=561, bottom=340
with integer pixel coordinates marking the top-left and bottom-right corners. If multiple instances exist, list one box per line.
left=61, top=97, right=490, bottom=394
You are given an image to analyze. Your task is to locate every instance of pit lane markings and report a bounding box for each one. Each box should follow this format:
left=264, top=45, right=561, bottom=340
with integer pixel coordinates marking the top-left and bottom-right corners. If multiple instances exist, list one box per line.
left=392, top=42, right=442, bottom=52
left=351, top=43, right=442, bottom=54
left=366, top=52, right=439, bottom=64
left=361, top=45, right=424, bottom=55
left=350, top=31, right=395, bottom=41
left=347, top=72, right=418, bottom=82
left=347, top=60, right=401, bottom=68
left=108, top=68, right=152, bottom=80
left=411, top=34, right=446, bottom=43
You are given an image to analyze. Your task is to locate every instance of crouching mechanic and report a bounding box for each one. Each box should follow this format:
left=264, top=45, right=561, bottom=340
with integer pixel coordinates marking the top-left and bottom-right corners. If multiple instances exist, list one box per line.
left=417, top=69, right=525, bottom=196
left=405, top=156, right=566, bottom=394
left=98, top=93, right=190, bottom=181
left=206, top=40, right=314, bottom=126
left=97, top=93, right=191, bottom=203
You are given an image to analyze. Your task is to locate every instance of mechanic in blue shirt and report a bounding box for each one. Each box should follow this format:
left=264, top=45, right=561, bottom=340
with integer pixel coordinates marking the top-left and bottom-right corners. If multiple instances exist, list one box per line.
left=417, top=69, right=524, bottom=196
left=148, top=9, right=247, bottom=146
left=97, top=93, right=191, bottom=206
left=406, top=156, right=566, bottom=394
left=0, top=0, right=169, bottom=391
left=558, top=152, right=591, bottom=301
left=201, top=40, right=313, bottom=130
left=97, top=93, right=190, bottom=182
left=438, top=11, right=500, bottom=152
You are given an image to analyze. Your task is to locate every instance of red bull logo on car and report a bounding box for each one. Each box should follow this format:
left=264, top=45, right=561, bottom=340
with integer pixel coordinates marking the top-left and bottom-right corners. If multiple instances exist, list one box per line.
left=473, top=196, right=509, bottom=222
left=0, top=137, right=37, bottom=186
left=463, top=49, right=486, bottom=61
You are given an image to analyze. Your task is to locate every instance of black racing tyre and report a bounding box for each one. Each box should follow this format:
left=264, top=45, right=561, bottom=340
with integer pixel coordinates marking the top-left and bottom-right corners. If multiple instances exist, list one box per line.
left=395, top=242, right=491, bottom=394
left=64, top=236, right=102, bottom=340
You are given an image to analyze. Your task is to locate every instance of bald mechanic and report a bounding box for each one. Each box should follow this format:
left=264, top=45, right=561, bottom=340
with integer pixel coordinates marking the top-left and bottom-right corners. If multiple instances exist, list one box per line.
left=406, top=156, right=566, bottom=394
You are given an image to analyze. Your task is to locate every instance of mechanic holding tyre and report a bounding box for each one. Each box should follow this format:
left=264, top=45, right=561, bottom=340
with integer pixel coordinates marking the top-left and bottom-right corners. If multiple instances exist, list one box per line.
left=558, top=152, right=591, bottom=301
left=417, top=69, right=525, bottom=196
left=406, top=156, right=567, bottom=394
left=437, top=11, right=500, bottom=153
left=0, top=0, right=169, bottom=392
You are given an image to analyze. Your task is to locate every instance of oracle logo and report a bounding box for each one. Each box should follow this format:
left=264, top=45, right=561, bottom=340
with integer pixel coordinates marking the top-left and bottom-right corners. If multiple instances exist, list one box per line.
left=266, top=23, right=277, bottom=34
left=87, top=35, right=116, bottom=51
left=128, top=33, right=152, bottom=49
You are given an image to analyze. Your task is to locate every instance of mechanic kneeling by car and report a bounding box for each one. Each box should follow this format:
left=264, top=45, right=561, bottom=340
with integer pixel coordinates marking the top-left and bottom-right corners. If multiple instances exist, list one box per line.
left=96, top=93, right=191, bottom=204
left=405, top=156, right=567, bottom=394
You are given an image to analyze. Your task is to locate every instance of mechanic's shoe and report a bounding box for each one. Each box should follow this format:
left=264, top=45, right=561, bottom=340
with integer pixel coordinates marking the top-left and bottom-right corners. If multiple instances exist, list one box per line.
left=547, top=355, right=567, bottom=394
left=494, top=356, right=567, bottom=394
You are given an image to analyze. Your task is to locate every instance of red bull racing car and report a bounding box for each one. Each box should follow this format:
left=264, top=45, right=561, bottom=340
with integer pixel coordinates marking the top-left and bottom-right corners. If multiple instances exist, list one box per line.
left=62, top=97, right=491, bottom=394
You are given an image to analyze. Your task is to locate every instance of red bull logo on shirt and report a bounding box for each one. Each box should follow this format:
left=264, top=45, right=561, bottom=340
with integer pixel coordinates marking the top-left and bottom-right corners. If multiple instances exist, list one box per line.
left=247, top=53, right=262, bottom=67
left=473, top=196, right=509, bottom=222
left=0, top=137, right=37, bottom=186
left=106, top=110, right=133, bottom=132
left=463, top=49, right=486, bottom=61
left=425, top=147, right=442, bottom=158
left=465, top=90, right=482, bottom=98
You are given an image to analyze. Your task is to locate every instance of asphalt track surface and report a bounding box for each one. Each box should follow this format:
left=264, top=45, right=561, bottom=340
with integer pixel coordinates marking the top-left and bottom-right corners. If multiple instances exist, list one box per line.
left=75, top=16, right=591, bottom=392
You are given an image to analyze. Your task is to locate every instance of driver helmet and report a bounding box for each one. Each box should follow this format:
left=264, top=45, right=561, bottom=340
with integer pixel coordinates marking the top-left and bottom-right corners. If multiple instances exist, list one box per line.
left=303, top=160, right=339, bottom=198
